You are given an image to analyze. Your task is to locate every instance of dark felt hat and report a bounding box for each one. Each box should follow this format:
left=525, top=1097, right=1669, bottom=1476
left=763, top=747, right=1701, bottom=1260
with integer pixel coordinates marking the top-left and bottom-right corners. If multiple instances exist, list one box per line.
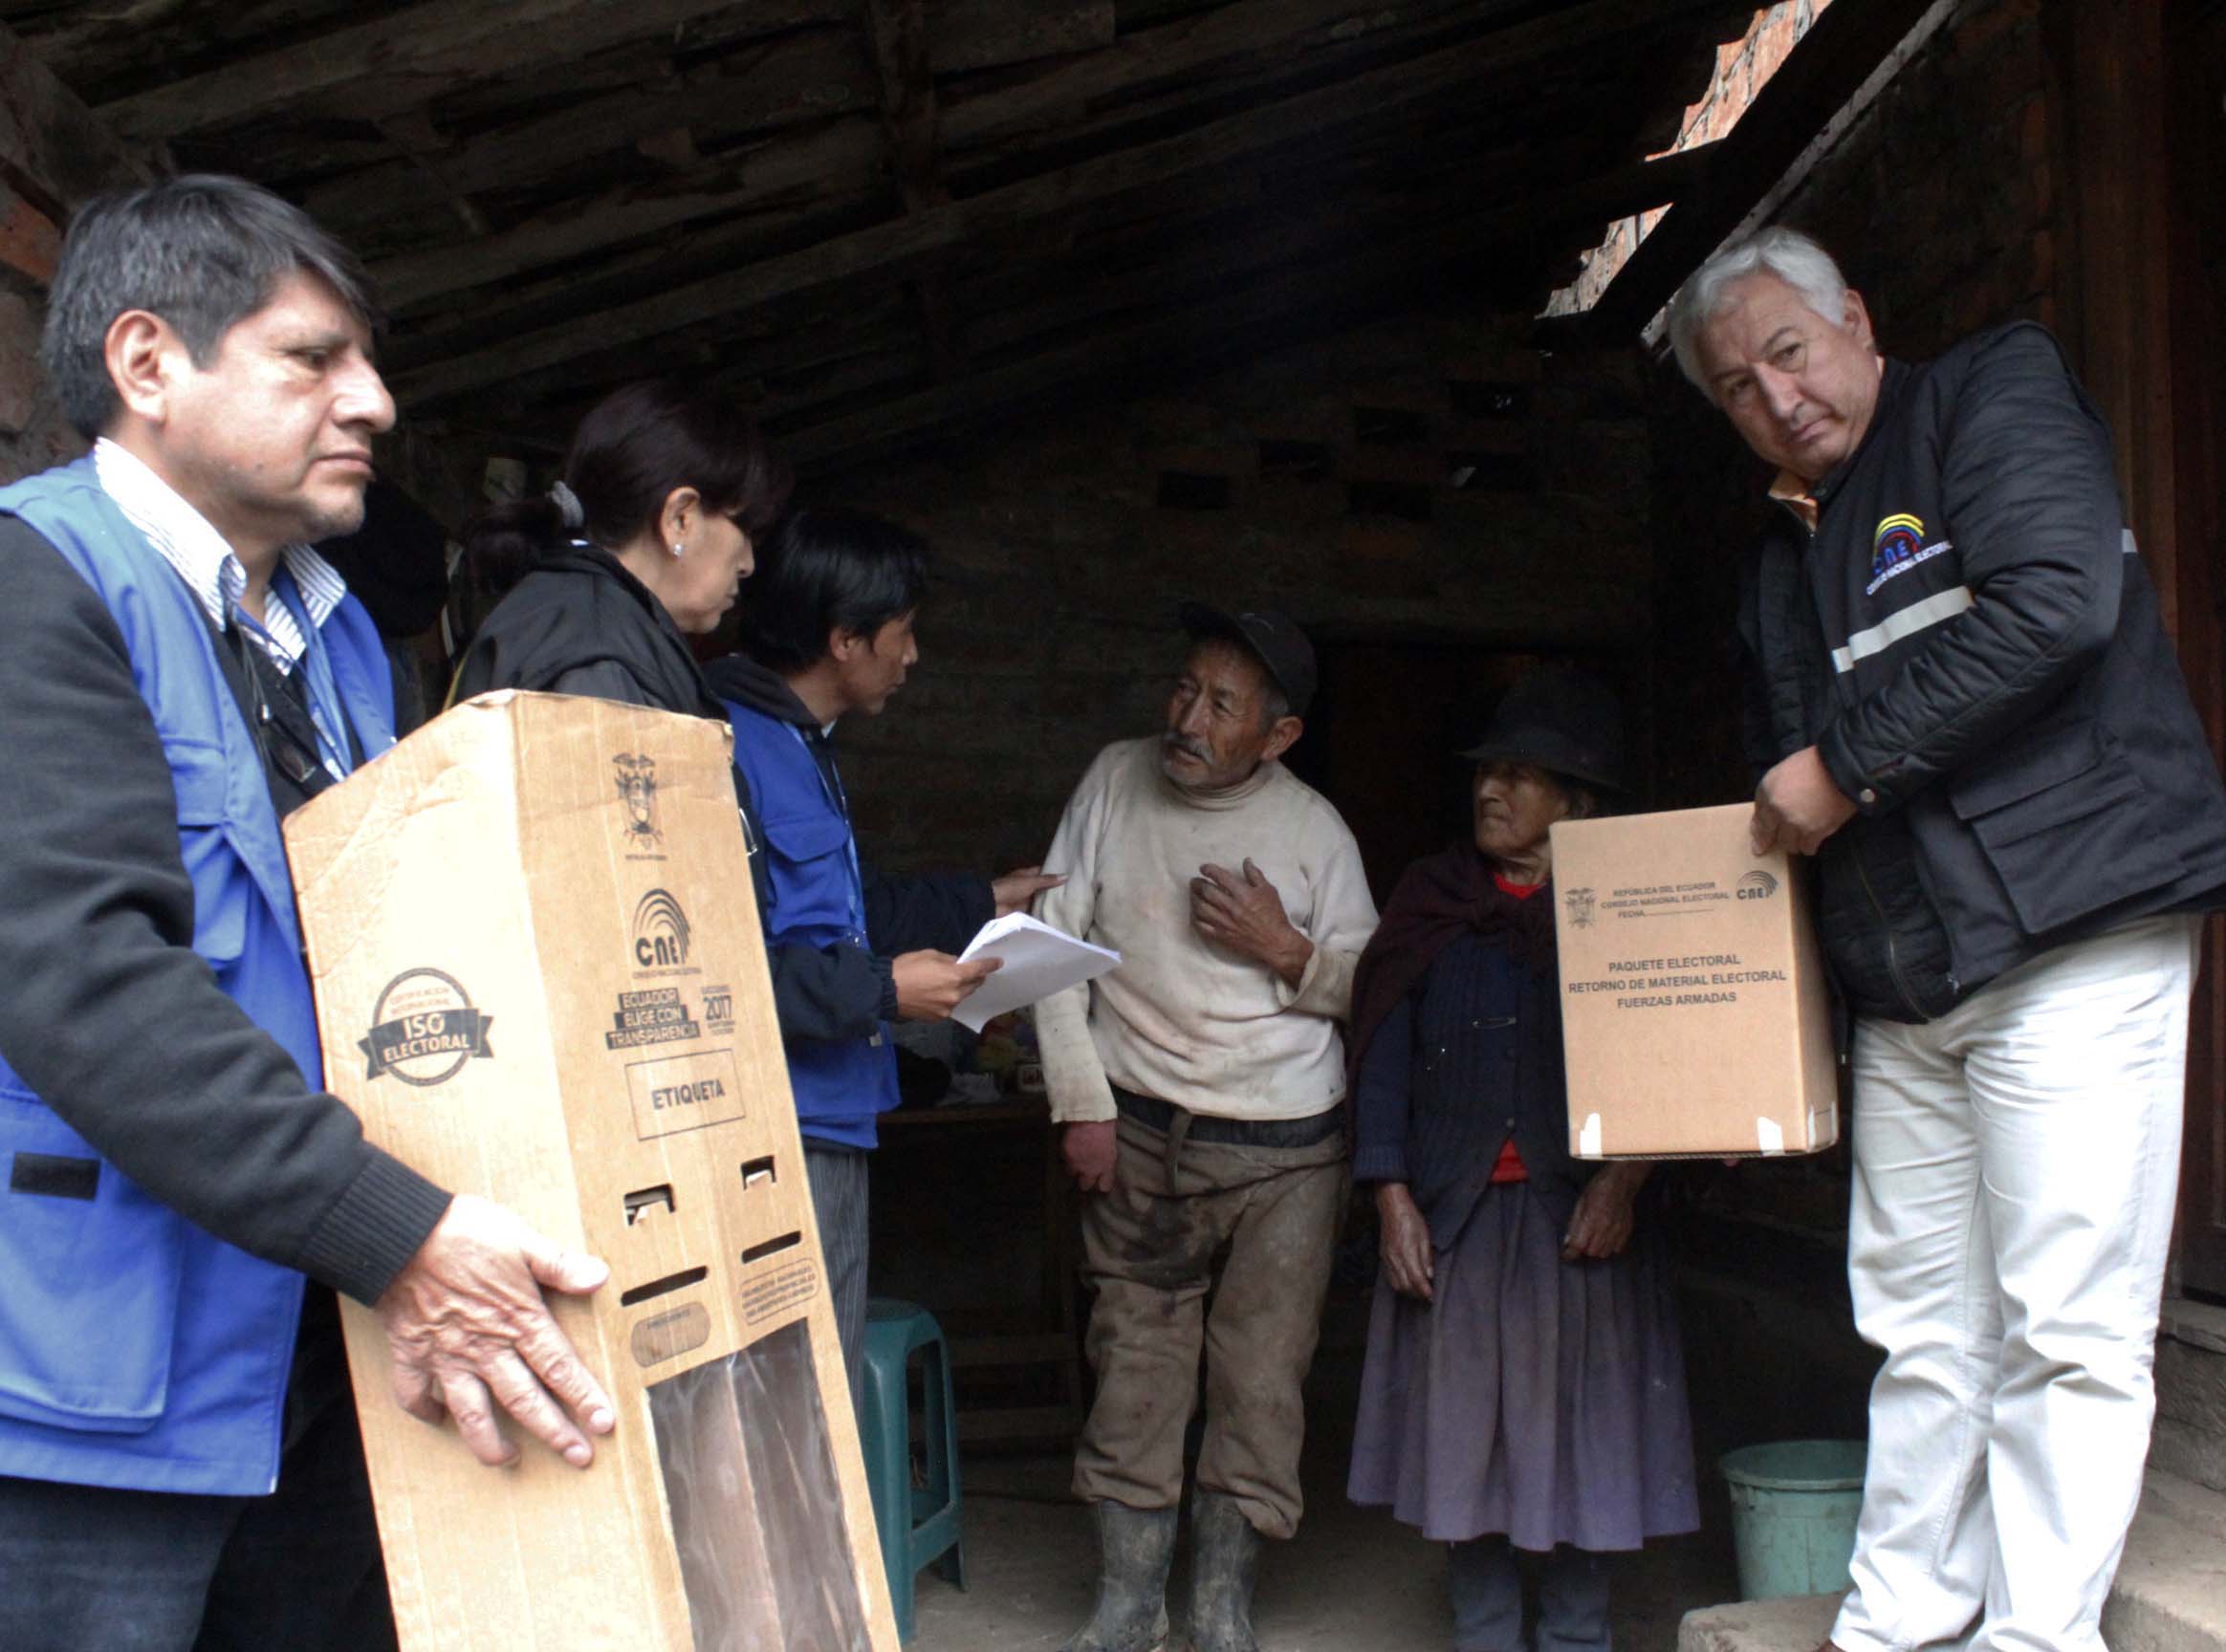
left=1459, top=666, right=1627, bottom=794
left=1178, top=601, right=1318, bottom=718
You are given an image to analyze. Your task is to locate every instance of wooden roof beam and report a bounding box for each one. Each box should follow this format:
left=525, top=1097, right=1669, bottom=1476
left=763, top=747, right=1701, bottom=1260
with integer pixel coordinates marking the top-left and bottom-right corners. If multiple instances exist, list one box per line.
left=391, top=0, right=1745, bottom=404
left=1549, top=0, right=1949, bottom=346
left=864, top=0, right=963, bottom=380
left=418, top=120, right=1723, bottom=452
left=98, top=0, right=1111, bottom=144
left=0, top=19, right=152, bottom=293
left=97, top=1, right=857, bottom=141
left=0, top=19, right=151, bottom=221
left=302, top=27, right=882, bottom=235
left=311, top=0, right=1462, bottom=257
left=780, top=206, right=1511, bottom=471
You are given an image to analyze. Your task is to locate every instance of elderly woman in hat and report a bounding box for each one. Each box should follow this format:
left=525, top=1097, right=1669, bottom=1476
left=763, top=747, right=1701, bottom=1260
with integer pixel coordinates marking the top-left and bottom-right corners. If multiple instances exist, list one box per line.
left=1346, top=669, right=1697, bottom=1652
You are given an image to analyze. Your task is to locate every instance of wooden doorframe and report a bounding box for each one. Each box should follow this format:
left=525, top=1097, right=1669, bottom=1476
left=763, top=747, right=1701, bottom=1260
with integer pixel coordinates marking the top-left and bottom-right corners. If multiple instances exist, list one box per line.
left=2051, top=0, right=2226, bottom=1294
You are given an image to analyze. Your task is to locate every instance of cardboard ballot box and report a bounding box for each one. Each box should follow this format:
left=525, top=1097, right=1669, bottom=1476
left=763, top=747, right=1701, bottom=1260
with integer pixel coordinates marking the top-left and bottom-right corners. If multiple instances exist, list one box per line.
left=284, top=691, right=898, bottom=1652
left=1550, top=802, right=1839, bottom=1160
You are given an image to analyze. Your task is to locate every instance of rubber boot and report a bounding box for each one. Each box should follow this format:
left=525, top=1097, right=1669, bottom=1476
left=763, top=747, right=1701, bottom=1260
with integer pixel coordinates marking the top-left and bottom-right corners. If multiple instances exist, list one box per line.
left=1186, top=1489, right=1264, bottom=1652
left=1060, top=1501, right=1178, bottom=1652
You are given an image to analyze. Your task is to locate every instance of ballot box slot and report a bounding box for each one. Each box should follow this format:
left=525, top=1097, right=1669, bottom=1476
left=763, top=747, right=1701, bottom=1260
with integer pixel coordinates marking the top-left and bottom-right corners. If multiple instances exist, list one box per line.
left=620, top=1266, right=709, bottom=1307
left=741, top=1231, right=802, bottom=1266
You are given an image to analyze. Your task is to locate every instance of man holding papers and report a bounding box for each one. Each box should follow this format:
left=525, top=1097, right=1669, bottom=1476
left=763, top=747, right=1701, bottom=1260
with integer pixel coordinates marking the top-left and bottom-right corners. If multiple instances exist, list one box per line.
left=709, top=506, right=1058, bottom=1390
left=1035, top=604, right=1378, bottom=1652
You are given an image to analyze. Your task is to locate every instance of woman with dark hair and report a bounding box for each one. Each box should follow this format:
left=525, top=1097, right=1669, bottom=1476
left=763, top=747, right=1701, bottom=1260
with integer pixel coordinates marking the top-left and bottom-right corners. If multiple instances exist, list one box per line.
left=1345, top=669, right=1697, bottom=1652
left=451, top=380, right=791, bottom=708
left=705, top=507, right=1060, bottom=1386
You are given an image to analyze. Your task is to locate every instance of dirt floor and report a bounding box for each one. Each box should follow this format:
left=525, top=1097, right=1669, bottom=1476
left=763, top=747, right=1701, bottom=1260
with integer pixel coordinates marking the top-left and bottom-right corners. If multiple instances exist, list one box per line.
left=903, top=1283, right=1740, bottom=1652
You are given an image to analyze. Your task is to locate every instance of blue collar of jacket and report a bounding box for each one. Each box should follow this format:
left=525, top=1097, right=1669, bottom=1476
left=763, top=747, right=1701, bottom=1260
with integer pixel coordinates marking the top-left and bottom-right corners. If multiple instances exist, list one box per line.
left=0, top=457, right=396, bottom=942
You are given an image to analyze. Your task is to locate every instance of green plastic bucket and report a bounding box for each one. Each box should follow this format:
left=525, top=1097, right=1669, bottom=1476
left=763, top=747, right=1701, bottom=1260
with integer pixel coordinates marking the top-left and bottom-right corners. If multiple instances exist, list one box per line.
left=1720, top=1440, right=1867, bottom=1601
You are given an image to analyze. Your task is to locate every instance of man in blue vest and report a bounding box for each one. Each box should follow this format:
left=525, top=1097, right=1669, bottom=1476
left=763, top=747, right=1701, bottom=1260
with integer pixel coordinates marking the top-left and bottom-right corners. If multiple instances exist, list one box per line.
left=0, top=175, right=617, bottom=1652
left=706, top=506, right=1061, bottom=1389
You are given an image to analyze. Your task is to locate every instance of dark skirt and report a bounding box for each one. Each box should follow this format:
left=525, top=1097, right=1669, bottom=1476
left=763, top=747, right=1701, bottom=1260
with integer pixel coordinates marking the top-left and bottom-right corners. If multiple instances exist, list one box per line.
left=1346, top=1180, right=1700, bottom=1551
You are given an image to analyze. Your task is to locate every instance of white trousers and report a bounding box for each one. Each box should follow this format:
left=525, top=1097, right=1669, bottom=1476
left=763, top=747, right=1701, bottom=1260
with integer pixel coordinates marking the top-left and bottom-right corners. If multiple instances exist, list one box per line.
left=1831, top=915, right=2200, bottom=1652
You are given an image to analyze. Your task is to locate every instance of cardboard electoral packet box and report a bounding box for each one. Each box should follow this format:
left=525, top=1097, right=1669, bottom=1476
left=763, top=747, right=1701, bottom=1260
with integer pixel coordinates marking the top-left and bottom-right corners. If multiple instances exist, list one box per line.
left=1550, top=802, right=1839, bottom=1160
left=283, top=690, right=898, bottom=1652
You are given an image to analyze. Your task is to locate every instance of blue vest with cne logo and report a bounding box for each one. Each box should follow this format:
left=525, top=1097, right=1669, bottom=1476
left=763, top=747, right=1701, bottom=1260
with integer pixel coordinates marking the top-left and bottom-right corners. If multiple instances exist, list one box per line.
left=0, top=456, right=395, bottom=1495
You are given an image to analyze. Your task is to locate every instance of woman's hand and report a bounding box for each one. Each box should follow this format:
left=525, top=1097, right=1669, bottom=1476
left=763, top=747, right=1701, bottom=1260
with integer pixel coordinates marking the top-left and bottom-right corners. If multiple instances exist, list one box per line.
left=1376, top=1183, right=1435, bottom=1301
left=1562, top=1163, right=1651, bottom=1262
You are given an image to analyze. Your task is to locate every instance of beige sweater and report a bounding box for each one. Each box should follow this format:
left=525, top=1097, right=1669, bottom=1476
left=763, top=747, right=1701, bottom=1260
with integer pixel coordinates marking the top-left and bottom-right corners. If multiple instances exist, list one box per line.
left=1033, top=737, right=1379, bottom=1124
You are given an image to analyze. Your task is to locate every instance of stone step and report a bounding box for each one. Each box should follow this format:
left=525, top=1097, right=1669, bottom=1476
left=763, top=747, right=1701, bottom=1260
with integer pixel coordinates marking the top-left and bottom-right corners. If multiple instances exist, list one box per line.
left=1676, top=1468, right=2226, bottom=1652
left=1677, top=1591, right=1837, bottom=1652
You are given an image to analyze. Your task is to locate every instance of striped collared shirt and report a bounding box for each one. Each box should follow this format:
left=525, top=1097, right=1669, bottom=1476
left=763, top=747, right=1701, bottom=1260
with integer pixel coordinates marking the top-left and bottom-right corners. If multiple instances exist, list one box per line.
left=93, top=437, right=349, bottom=673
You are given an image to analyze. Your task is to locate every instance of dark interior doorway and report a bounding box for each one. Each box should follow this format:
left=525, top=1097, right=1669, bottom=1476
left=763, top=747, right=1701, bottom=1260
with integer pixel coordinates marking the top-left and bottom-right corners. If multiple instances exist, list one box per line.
left=2166, top=0, right=2226, bottom=1301
left=1287, top=637, right=1644, bottom=906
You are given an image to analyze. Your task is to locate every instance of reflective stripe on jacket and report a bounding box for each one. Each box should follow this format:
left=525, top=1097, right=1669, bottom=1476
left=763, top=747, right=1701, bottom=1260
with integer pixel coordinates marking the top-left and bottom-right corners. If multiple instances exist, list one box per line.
left=1738, top=324, right=2226, bottom=1020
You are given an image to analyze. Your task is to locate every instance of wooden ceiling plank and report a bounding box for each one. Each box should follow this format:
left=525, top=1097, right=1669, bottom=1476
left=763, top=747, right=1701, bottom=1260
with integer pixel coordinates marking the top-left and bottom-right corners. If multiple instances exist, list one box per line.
left=928, top=0, right=1115, bottom=76
left=424, top=137, right=1701, bottom=437
left=780, top=206, right=1508, bottom=467
left=312, top=0, right=1462, bottom=247
left=303, top=27, right=878, bottom=230
left=391, top=0, right=1739, bottom=400
left=935, top=0, right=1488, bottom=155
left=97, top=0, right=856, bottom=141
left=374, top=117, right=890, bottom=313
left=98, top=0, right=1115, bottom=144
left=0, top=18, right=152, bottom=217
left=958, top=141, right=1712, bottom=361
left=1570, top=0, right=1947, bottom=342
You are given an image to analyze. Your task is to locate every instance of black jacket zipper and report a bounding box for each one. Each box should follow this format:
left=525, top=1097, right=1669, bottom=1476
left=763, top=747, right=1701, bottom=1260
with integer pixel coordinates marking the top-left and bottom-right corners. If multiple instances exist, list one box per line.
left=1774, top=496, right=1940, bottom=1025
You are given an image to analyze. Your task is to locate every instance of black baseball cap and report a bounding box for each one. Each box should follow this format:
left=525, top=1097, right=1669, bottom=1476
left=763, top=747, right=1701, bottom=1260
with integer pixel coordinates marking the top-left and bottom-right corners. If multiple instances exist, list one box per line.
left=1178, top=601, right=1318, bottom=719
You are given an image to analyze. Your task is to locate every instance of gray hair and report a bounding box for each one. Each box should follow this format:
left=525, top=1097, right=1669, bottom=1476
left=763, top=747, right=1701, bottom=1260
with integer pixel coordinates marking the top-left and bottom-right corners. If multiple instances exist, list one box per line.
left=1666, top=226, right=1849, bottom=395
left=43, top=173, right=379, bottom=440
left=1257, top=681, right=1292, bottom=732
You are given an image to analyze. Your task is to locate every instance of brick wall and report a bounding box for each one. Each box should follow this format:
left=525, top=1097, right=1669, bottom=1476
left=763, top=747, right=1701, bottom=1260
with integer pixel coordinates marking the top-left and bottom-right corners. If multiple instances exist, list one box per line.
left=811, top=303, right=1657, bottom=882
left=0, top=278, right=86, bottom=483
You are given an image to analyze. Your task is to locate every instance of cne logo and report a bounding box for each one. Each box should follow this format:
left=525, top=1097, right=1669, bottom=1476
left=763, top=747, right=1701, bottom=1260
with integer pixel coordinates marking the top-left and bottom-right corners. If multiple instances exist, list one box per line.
left=632, top=888, right=693, bottom=969
left=1736, top=870, right=1780, bottom=901
left=1563, top=886, right=1597, bottom=929
left=1866, top=512, right=1952, bottom=596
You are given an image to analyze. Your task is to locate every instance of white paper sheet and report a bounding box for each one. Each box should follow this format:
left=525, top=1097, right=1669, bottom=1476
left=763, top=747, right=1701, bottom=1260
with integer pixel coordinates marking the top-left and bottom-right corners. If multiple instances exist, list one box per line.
left=951, top=913, right=1122, bottom=1032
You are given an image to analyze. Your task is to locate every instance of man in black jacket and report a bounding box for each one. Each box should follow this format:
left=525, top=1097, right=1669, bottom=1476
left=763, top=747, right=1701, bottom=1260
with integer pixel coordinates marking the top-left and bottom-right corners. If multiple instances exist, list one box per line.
left=1670, top=227, right=2226, bottom=1652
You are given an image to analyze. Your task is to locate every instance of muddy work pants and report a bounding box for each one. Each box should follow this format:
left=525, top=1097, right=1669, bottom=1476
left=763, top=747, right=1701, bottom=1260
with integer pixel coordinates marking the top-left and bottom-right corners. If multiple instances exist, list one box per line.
left=1073, top=1090, right=1346, bottom=1540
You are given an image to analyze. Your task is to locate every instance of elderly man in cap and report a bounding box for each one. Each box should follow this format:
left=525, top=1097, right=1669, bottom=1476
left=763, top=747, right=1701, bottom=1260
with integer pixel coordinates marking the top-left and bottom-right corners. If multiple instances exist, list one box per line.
left=1035, top=604, right=1378, bottom=1652
left=1670, top=226, right=2226, bottom=1652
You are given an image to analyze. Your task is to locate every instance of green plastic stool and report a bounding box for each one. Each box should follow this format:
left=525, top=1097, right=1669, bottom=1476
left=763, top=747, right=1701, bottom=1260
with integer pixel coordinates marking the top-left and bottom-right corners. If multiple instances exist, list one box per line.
left=861, top=1298, right=967, bottom=1643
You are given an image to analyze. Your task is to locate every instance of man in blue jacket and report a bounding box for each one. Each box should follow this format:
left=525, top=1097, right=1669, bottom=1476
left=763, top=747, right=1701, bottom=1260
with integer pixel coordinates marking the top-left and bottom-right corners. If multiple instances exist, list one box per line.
left=1672, top=227, right=2226, bottom=1652
left=707, top=506, right=1059, bottom=1388
left=0, top=175, right=617, bottom=1652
